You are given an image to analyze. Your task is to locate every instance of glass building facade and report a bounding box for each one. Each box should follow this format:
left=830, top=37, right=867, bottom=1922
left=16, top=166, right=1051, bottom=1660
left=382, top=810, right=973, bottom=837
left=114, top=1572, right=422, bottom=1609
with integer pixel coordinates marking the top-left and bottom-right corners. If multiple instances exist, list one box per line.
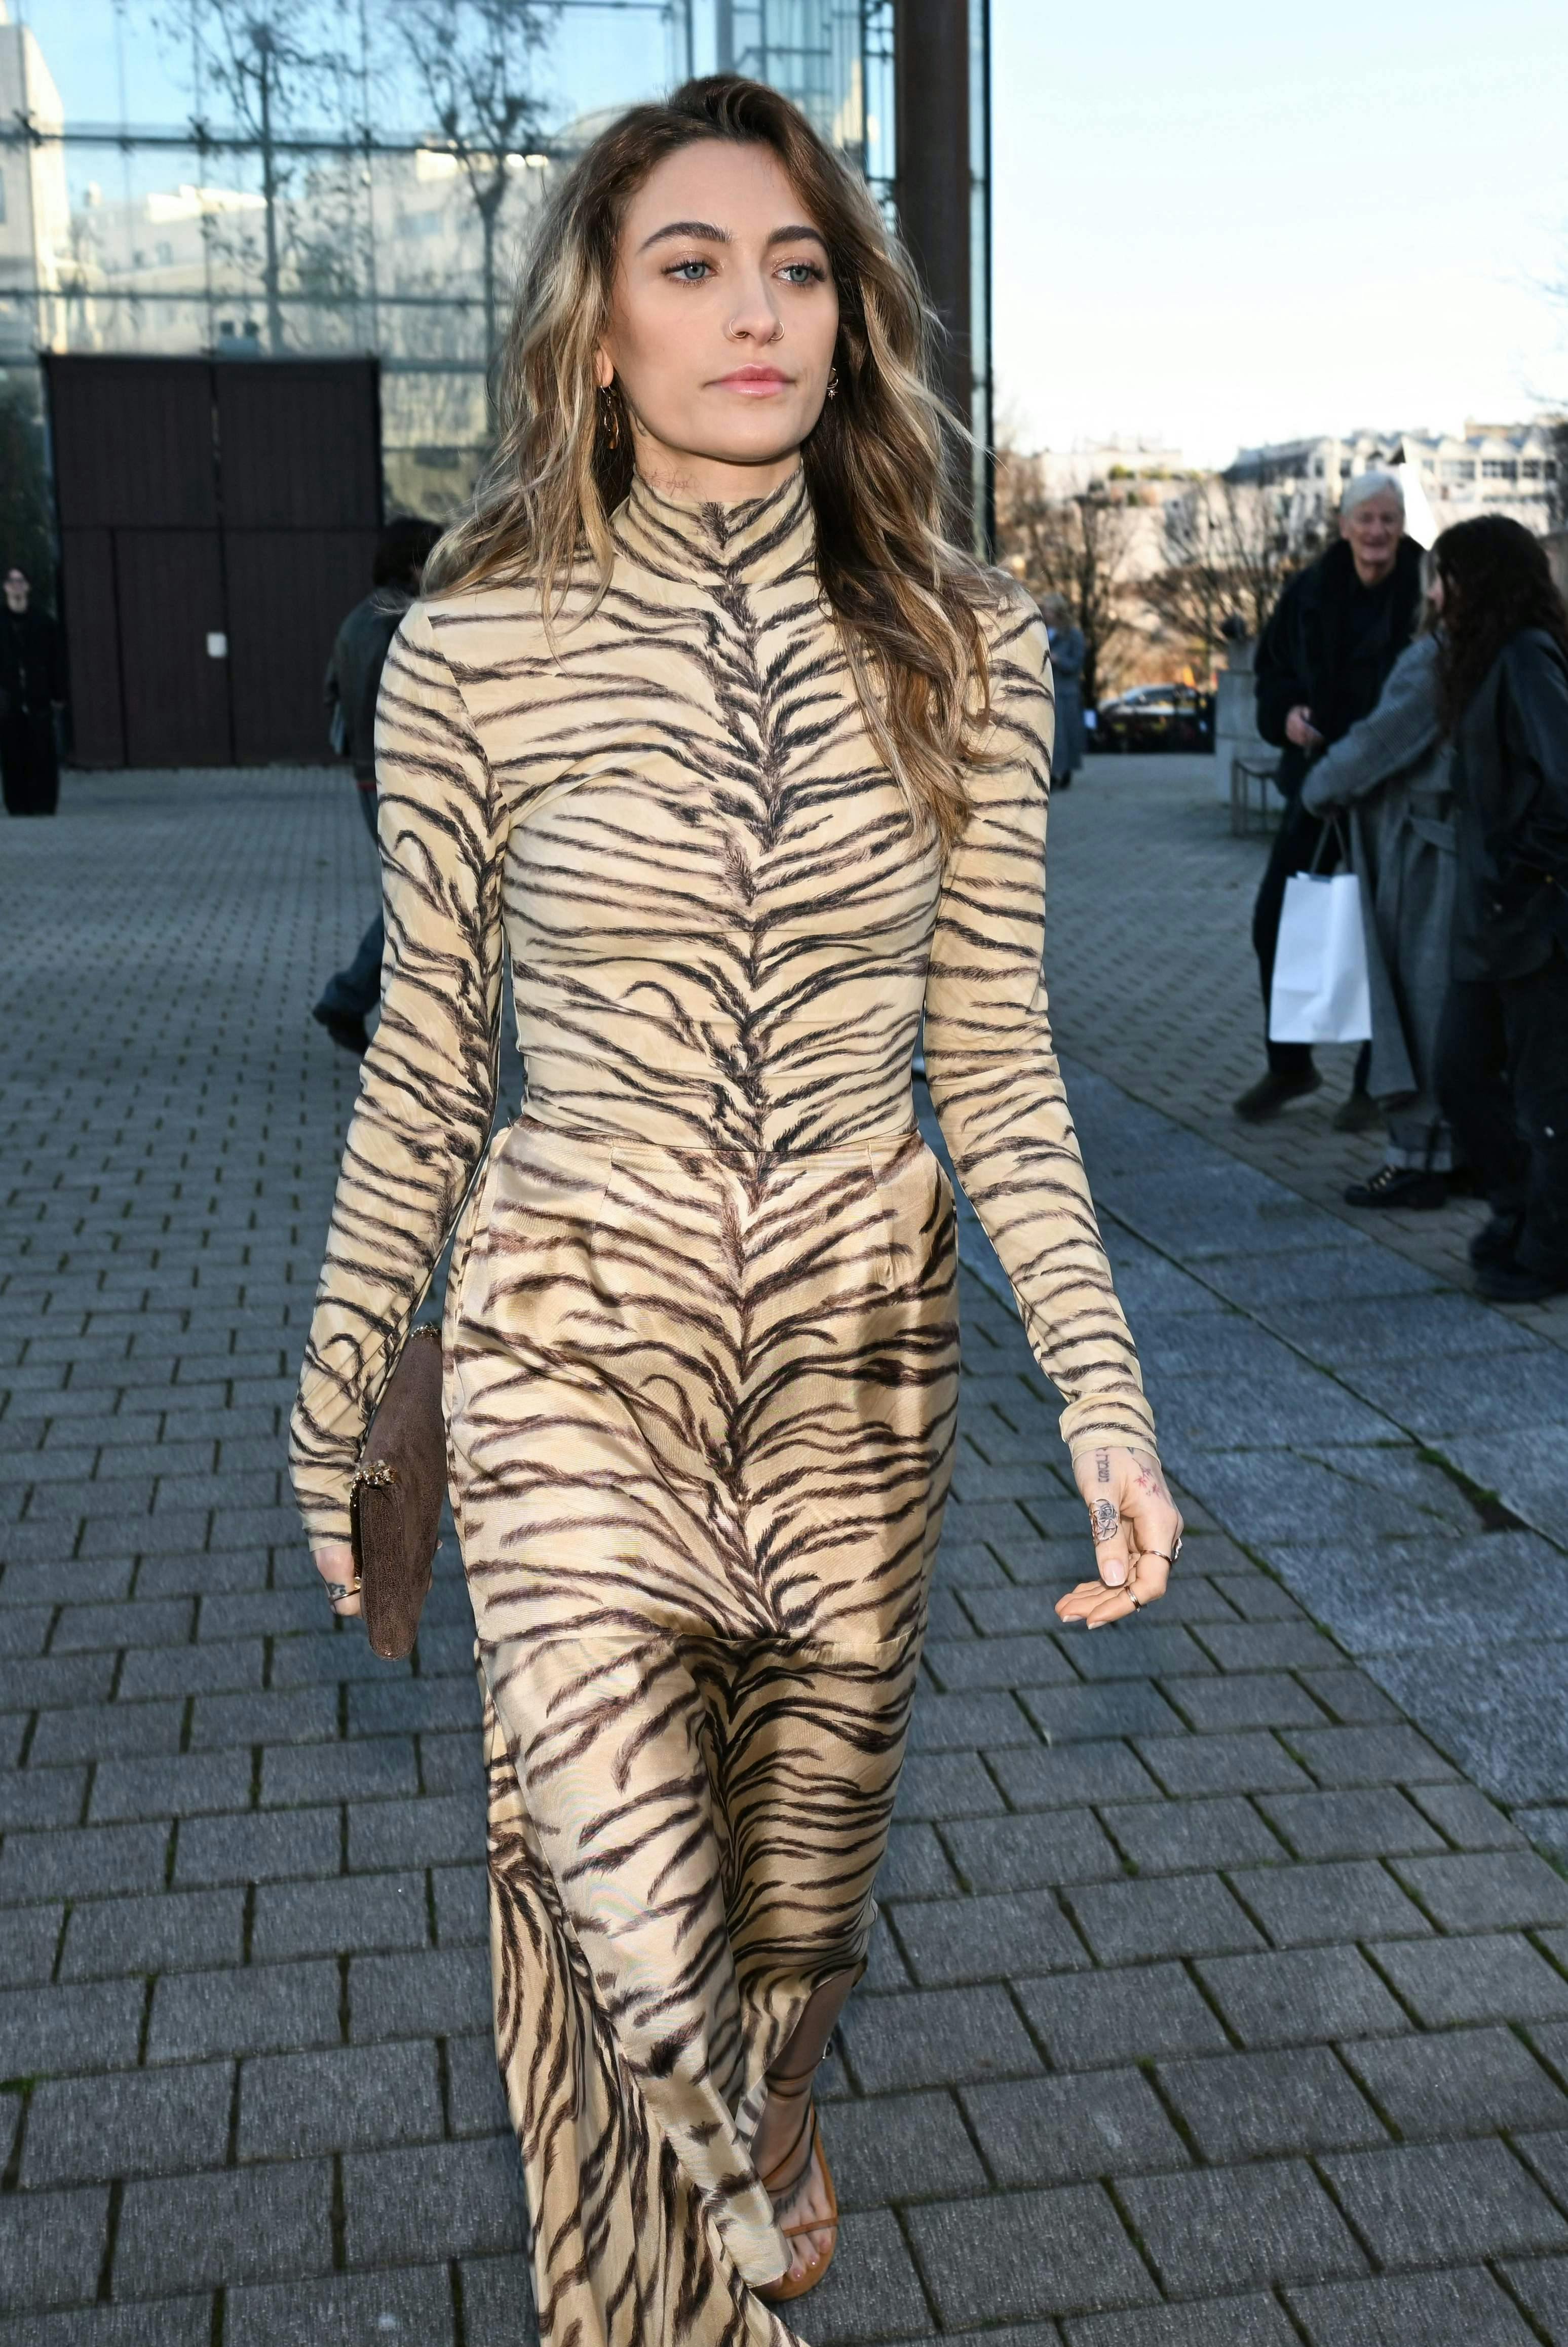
left=1, top=0, right=988, bottom=533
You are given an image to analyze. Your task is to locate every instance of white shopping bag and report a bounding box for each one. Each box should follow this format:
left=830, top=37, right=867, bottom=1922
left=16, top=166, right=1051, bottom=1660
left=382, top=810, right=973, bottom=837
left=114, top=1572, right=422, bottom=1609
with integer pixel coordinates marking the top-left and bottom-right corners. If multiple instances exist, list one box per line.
left=1268, top=870, right=1372, bottom=1044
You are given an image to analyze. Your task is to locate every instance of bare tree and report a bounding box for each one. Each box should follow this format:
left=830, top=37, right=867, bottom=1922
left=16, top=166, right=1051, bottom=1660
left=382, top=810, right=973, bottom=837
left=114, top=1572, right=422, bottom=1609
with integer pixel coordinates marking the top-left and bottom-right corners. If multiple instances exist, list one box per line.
left=1141, top=475, right=1325, bottom=657
left=1549, top=418, right=1568, bottom=533
left=399, top=0, right=560, bottom=383
left=996, top=448, right=1138, bottom=709
left=169, top=1, right=350, bottom=354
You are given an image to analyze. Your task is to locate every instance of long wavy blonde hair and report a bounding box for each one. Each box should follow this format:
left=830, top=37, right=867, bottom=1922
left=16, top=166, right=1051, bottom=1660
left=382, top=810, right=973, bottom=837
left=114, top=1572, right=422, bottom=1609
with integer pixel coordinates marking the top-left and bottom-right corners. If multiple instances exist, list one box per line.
left=425, top=74, right=997, bottom=850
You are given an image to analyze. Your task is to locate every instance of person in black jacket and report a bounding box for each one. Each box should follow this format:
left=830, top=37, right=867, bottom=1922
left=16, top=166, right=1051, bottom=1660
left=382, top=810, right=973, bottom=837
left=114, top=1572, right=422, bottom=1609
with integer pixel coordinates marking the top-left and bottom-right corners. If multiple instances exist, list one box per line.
left=312, top=517, right=441, bottom=1055
left=1235, top=475, right=1424, bottom=1122
left=1, top=566, right=67, bottom=818
left=1433, top=516, right=1568, bottom=1302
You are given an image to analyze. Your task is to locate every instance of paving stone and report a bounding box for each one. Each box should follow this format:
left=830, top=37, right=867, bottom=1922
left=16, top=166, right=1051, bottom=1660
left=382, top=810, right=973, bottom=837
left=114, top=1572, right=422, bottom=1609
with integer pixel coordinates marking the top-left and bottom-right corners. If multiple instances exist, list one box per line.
left=51, top=1597, right=195, bottom=1651
left=226, top=2266, right=457, bottom=2347
left=893, top=1889, right=1090, bottom=1986
left=0, top=1762, right=86, bottom=1830
left=1015, top=1963, right=1229, bottom=2071
left=989, top=1740, right=1164, bottom=1811
left=1343, top=2026, right=1568, bottom=2139
left=0, top=2185, right=110, bottom=2314
left=446, top=2032, right=512, bottom=2139
left=1193, top=1620, right=1346, bottom=1672
left=1499, top=2253, right=1568, bottom=2338
left=1321, top=2138, right=1568, bottom=2266
left=1065, top=1874, right=1264, bottom=1965
left=189, top=1686, right=339, bottom=1750
left=1408, top=1784, right=1521, bottom=1840
left=239, top=2037, right=442, bottom=2159
left=1196, top=1946, right=1411, bottom=2047
left=904, top=2184, right=1156, bottom=2326
left=842, top=1985, right=1042, bottom=2092
left=778, top=2205, right=933, bottom=2344
left=939, top=1811, right=1125, bottom=1893
left=1132, top=1732, right=1310, bottom=1797
left=147, top=1959, right=341, bottom=2062
left=343, top=2134, right=527, bottom=2265
left=1514, top=2126, right=1568, bottom=2204
left=22, top=2059, right=233, bottom=2185
left=1062, top=2299, right=1298, bottom=2347
left=1295, top=1668, right=1407, bottom=1725
left=348, top=1791, right=486, bottom=1871
left=348, top=1945, right=491, bottom=2042
left=1230, top=1858, right=1432, bottom=1947
left=1051, top=1624, right=1214, bottom=1682
left=1157, top=2043, right=1387, bottom=2160
left=1117, top=2158, right=1367, bottom=2296
left=1099, top=1794, right=1286, bottom=1875
left=251, top=1869, right=430, bottom=1961
left=1285, top=1724, right=1461, bottom=1788
left=432, top=1863, right=488, bottom=1946
left=174, top=1804, right=341, bottom=1886
left=1390, top=1850, right=1568, bottom=1933
left=1162, top=1672, right=1334, bottom=1735
left=961, top=2067, right=1189, bottom=2186
left=921, top=1634, right=1075, bottom=1691
left=116, top=1637, right=265, bottom=1698
left=0, top=2301, right=212, bottom=2346
left=89, top=1747, right=253, bottom=1823
left=1371, top=1932, right=1568, bottom=2026
left=58, top=1886, right=244, bottom=1979
left=0, top=1902, right=64, bottom=1987
left=820, top=2087, right=987, bottom=2207
left=350, top=1675, right=481, bottom=1736
left=1287, top=2267, right=1540, bottom=2346
left=1014, top=1679, right=1191, bottom=1745
left=114, top=2157, right=335, bottom=2293
left=261, top=1734, right=420, bottom=1806
left=0, top=1977, right=144, bottom=2080
left=1257, top=1788, right=1445, bottom=1862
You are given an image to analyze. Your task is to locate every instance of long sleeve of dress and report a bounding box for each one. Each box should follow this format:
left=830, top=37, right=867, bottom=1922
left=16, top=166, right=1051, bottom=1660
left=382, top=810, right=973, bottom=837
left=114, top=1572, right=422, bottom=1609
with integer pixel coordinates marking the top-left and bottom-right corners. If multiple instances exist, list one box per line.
left=924, top=595, right=1158, bottom=1466
left=290, top=606, right=507, bottom=1545
left=1300, top=635, right=1441, bottom=816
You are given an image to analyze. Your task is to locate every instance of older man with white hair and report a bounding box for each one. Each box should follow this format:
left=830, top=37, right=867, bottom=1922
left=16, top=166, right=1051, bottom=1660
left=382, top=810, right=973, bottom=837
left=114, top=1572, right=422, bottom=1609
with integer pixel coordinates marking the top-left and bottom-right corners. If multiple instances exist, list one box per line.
left=1235, top=470, right=1426, bottom=1123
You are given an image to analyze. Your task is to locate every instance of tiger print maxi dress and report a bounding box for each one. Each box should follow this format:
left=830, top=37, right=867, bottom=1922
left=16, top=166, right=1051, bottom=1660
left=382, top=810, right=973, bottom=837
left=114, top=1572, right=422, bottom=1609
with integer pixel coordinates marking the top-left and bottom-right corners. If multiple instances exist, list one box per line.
left=291, top=470, right=1159, bottom=2347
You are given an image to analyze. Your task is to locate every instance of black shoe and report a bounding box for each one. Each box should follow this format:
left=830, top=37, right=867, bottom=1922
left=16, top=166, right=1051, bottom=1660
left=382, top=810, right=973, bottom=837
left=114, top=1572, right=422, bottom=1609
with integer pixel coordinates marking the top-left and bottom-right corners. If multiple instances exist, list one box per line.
left=1233, top=1067, right=1322, bottom=1123
left=1475, top=1259, right=1568, bottom=1303
left=313, top=1004, right=369, bottom=1056
left=1469, top=1211, right=1524, bottom=1270
left=1331, top=1087, right=1383, bottom=1133
left=1344, top=1164, right=1447, bottom=1211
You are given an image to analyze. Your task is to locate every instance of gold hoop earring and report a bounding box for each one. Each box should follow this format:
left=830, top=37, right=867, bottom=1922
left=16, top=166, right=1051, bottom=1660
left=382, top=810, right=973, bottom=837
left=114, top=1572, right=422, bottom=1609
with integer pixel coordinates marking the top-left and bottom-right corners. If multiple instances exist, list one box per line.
left=826, top=366, right=839, bottom=401
left=598, top=383, right=621, bottom=450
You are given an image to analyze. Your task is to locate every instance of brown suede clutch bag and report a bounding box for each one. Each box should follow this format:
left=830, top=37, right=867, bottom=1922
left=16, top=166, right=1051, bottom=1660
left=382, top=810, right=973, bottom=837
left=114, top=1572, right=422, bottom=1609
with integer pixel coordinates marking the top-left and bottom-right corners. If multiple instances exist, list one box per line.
left=349, top=1324, right=445, bottom=1661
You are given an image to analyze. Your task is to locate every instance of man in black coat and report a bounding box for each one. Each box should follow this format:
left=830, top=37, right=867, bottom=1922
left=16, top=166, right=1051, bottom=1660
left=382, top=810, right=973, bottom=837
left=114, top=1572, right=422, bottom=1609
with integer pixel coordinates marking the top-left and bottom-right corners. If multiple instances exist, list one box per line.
left=1235, top=475, right=1425, bottom=1121
left=1, top=566, right=67, bottom=818
left=312, top=516, right=441, bottom=1055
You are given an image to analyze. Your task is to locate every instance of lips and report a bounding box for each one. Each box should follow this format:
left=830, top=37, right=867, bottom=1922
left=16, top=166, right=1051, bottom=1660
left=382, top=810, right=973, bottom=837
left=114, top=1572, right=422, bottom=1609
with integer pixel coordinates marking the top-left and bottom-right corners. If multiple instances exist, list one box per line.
left=715, top=367, right=790, bottom=390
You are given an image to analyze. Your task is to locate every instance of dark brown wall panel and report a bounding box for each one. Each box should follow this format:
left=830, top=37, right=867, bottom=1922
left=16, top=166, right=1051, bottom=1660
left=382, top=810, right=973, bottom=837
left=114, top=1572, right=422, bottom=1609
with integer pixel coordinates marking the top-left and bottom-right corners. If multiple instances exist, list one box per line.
left=225, top=528, right=378, bottom=762
left=114, top=531, right=232, bottom=767
left=216, top=361, right=381, bottom=529
left=48, top=358, right=217, bottom=531
left=58, top=527, right=125, bottom=767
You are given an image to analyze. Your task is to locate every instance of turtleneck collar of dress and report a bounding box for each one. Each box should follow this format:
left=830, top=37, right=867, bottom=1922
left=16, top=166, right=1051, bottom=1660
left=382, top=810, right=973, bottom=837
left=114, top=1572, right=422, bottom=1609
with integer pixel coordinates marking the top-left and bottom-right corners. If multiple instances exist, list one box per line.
left=611, top=466, right=816, bottom=591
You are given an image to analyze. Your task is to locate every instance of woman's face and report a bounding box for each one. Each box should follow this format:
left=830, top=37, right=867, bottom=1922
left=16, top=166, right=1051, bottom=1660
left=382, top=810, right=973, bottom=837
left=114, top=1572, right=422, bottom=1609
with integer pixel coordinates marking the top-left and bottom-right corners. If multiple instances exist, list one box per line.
left=598, top=140, right=840, bottom=504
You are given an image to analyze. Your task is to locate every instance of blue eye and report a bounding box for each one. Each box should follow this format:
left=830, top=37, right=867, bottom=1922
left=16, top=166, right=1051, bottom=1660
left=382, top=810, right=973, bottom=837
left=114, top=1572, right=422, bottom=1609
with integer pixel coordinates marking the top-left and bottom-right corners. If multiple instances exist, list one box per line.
left=668, top=259, right=711, bottom=281
left=780, top=262, right=824, bottom=285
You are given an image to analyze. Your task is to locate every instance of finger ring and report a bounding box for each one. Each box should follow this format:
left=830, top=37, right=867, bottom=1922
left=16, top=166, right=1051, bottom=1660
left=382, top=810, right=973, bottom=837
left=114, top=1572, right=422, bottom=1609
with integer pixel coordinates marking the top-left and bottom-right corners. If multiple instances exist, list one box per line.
left=1126, top=1589, right=1143, bottom=1611
left=1088, top=1499, right=1119, bottom=1545
left=326, top=1578, right=362, bottom=1607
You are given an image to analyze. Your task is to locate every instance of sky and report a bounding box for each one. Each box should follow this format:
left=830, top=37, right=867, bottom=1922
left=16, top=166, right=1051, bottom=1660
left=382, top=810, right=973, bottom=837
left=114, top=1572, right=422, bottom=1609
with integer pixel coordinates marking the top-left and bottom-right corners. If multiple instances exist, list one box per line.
left=991, top=0, right=1568, bottom=467
left=17, top=0, right=1568, bottom=473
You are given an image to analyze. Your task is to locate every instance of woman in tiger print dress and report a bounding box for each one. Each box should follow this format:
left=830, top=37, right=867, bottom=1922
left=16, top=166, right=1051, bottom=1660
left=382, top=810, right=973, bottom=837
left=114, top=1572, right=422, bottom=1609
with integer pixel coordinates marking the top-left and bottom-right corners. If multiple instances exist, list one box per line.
left=292, top=75, right=1180, bottom=2347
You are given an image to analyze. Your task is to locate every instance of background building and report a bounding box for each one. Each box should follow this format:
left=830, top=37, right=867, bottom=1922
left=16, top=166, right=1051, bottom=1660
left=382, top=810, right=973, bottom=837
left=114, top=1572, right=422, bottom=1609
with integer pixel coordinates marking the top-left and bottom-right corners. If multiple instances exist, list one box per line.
left=1226, top=421, right=1560, bottom=539
left=1, top=0, right=991, bottom=535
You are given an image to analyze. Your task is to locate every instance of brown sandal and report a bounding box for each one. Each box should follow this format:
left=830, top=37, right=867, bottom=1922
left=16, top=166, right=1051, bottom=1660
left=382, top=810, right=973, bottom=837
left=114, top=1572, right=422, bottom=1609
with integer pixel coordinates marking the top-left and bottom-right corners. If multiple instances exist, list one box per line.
left=757, top=2059, right=839, bottom=2306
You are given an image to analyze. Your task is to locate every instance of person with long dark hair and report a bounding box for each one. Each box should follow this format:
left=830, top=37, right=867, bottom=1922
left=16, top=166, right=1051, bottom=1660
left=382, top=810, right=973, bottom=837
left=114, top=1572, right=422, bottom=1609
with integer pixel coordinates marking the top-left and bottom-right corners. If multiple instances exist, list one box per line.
left=290, top=75, right=1179, bottom=2345
left=1434, top=515, right=1568, bottom=1301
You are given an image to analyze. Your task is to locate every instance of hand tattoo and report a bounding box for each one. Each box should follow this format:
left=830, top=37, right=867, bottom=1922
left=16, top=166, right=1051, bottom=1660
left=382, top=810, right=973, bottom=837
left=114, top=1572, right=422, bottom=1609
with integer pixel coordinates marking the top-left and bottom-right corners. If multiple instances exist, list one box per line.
left=1095, top=1449, right=1111, bottom=1486
left=1089, top=1499, right=1120, bottom=1545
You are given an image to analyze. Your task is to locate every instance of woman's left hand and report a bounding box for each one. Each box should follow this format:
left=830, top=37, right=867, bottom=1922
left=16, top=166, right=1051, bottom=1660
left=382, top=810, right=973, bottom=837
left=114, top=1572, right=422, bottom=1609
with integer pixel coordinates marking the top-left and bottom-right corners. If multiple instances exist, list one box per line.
left=1056, top=1447, right=1183, bottom=1629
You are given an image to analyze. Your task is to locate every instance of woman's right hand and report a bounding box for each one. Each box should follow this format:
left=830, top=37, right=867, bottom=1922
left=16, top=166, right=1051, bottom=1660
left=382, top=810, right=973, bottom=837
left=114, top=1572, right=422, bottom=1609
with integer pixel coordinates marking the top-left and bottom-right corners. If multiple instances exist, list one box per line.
left=1285, top=704, right=1324, bottom=752
left=312, top=1540, right=362, bottom=1618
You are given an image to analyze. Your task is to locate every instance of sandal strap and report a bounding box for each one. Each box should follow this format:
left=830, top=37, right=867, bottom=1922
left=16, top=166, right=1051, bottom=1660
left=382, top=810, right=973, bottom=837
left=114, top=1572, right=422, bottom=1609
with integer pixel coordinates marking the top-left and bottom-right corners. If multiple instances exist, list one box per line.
left=760, top=2100, right=818, bottom=2204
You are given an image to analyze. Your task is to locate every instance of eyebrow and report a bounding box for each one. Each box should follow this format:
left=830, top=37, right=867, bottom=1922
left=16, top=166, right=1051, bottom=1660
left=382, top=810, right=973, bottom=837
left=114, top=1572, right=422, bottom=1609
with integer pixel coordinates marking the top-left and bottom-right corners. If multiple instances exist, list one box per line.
left=637, top=218, right=828, bottom=254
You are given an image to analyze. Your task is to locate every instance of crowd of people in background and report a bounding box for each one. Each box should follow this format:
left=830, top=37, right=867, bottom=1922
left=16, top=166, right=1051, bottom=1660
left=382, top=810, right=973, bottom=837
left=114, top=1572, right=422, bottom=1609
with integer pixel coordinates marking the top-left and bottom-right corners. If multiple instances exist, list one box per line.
left=1233, top=473, right=1568, bottom=1305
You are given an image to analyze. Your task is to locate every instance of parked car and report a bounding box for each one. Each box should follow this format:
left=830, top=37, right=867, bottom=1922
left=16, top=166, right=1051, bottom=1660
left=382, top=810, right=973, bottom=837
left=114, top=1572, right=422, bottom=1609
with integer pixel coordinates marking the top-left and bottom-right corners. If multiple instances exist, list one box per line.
left=1091, top=683, right=1214, bottom=754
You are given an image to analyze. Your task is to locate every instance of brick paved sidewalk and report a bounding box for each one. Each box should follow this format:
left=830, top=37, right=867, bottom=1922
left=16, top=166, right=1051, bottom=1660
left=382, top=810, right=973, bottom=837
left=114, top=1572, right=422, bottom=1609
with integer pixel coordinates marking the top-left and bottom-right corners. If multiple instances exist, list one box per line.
left=3, top=770, right=1567, bottom=2346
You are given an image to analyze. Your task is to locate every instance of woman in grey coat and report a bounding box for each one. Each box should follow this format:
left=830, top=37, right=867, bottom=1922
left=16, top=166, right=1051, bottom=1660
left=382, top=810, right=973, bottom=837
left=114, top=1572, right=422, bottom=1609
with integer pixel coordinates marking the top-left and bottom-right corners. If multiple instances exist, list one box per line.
left=1299, top=616, right=1455, bottom=1207
left=1041, top=593, right=1087, bottom=787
